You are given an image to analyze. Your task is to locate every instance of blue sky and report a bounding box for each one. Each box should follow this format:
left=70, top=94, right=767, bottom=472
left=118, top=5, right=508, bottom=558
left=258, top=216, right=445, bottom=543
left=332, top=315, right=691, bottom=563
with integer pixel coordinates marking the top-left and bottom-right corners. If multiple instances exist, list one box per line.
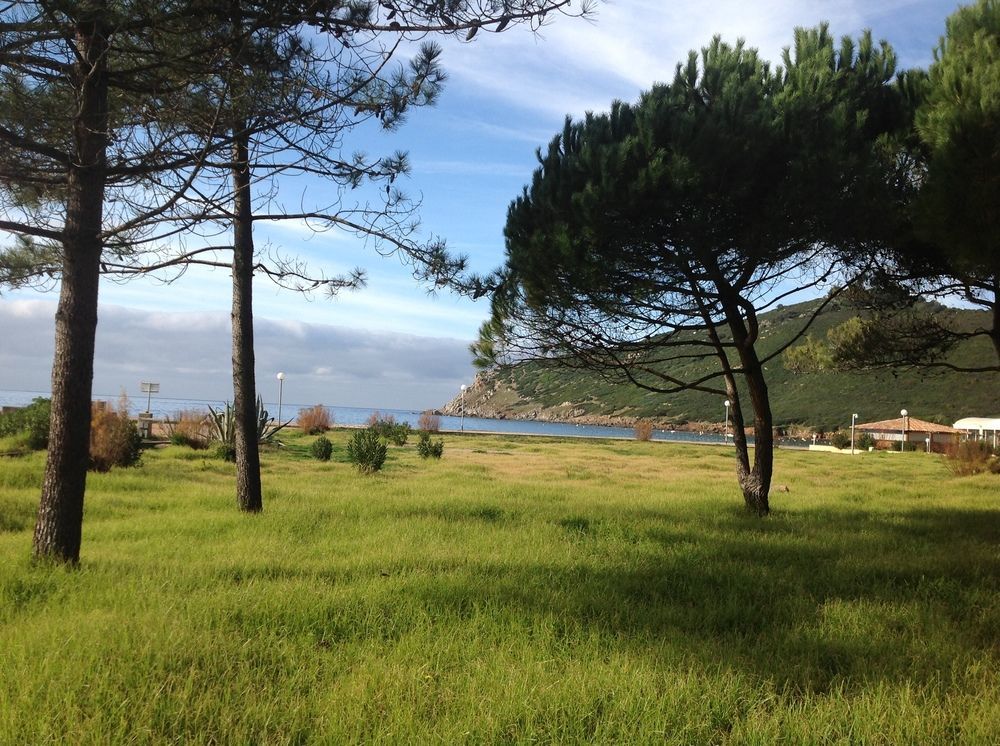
left=0, top=0, right=962, bottom=410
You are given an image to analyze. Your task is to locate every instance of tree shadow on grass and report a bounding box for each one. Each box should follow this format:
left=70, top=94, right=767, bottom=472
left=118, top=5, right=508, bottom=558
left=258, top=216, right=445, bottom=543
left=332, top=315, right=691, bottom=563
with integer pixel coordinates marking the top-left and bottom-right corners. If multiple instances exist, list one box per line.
left=390, top=505, right=1000, bottom=693
left=81, top=501, right=999, bottom=696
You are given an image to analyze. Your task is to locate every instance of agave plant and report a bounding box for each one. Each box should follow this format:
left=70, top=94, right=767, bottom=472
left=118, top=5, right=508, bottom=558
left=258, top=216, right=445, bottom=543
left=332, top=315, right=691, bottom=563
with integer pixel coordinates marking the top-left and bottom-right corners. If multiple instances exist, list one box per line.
left=208, top=397, right=292, bottom=450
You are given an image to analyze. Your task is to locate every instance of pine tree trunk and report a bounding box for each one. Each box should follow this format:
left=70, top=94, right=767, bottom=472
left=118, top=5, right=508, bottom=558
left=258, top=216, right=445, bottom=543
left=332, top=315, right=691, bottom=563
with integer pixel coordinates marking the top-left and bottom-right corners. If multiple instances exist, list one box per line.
left=723, top=381, right=770, bottom=516
left=715, top=280, right=773, bottom=517
left=32, top=9, right=110, bottom=563
left=231, top=127, right=263, bottom=513
left=738, top=361, right=773, bottom=517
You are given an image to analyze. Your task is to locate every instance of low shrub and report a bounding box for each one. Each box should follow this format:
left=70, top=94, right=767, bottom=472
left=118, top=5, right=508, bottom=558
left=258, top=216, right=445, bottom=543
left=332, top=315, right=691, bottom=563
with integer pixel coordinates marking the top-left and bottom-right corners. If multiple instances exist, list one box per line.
left=417, top=412, right=441, bottom=432
left=634, top=420, right=653, bottom=442
left=347, top=428, right=387, bottom=474
left=829, top=431, right=851, bottom=450
left=365, top=412, right=410, bottom=446
left=165, top=409, right=211, bottom=449
left=90, top=396, right=142, bottom=472
left=215, top=443, right=236, bottom=463
left=857, top=432, right=876, bottom=451
left=0, top=397, right=51, bottom=450
left=417, top=431, right=444, bottom=459
left=298, top=405, right=331, bottom=435
left=945, top=440, right=998, bottom=476
left=310, top=436, right=333, bottom=461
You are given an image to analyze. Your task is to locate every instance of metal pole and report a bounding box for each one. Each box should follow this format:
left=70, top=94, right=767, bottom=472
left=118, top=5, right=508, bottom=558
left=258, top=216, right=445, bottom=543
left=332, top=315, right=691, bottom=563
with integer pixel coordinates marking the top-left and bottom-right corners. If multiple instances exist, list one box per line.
left=724, top=400, right=730, bottom=444
left=900, top=408, right=908, bottom=452
left=276, top=372, right=285, bottom=423
left=851, top=413, right=857, bottom=455
left=460, top=384, right=467, bottom=432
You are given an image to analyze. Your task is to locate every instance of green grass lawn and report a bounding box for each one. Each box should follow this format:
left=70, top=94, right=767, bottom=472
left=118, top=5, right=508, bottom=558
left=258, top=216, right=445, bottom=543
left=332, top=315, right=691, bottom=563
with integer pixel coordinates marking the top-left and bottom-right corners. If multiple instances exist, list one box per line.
left=1, top=432, right=998, bottom=743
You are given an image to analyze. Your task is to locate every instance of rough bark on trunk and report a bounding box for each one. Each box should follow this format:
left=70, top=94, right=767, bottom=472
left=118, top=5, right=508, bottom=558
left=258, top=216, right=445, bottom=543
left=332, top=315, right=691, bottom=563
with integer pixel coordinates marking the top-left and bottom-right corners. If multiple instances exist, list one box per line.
left=230, top=127, right=263, bottom=513
left=716, top=282, right=773, bottom=517
left=736, top=358, right=773, bottom=517
left=32, top=10, right=110, bottom=564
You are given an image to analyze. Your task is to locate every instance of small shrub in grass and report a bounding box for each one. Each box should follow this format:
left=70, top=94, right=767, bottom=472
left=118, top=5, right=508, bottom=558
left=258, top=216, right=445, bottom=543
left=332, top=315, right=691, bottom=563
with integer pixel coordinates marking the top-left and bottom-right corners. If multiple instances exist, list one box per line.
left=347, top=428, right=387, bottom=473
left=297, top=405, right=331, bottom=435
left=829, top=430, right=851, bottom=449
left=365, top=412, right=410, bottom=445
left=417, top=431, right=444, bottom=459
left=0, top=397, right=51, bottom=450
left=945, top=440, right=998, bottom=476
left=310, top=436, right=333, bottom=461
left=417, top=411, right=441, bottom=432
left=857, top=432, right=876, bottom=450
left=165, top=409, right=211, bottom=449
left=634, top=420, right=653, bottom=441
left=215, top=443, right=236, bottom=463
left=90, top=395, right=142, bottom=472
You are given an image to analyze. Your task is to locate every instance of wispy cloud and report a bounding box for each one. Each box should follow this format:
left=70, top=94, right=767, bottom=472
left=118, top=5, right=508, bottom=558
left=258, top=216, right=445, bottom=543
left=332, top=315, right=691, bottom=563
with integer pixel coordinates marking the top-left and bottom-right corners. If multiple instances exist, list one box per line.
left=439, top=0, right=952, bottom=119
left=0, top=299, right=476, bottom=410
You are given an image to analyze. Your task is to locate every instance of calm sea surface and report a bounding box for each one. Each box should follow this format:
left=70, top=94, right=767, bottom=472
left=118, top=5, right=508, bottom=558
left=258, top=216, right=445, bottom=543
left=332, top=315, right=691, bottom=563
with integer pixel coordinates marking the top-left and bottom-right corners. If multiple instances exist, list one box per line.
left=0, top=388, right=735, bottom=445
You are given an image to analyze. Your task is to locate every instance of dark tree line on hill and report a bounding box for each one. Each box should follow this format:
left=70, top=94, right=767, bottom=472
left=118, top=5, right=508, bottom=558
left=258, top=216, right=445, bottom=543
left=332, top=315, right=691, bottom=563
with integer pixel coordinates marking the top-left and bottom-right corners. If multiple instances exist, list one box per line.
left=472, top=2, right=999, bottom=515
left=0, top=0, right=590, bottom=564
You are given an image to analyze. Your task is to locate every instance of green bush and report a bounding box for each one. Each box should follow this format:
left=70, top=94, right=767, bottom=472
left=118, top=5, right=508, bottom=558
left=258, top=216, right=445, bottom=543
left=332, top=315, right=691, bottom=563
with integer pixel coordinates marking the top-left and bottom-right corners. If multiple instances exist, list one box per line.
left=365, top=412, right=410, bottom=446
left=215, top=443, right=236, bottom=463
left=347, top=428, right=387, bottom=474
left=310, top=436, right=333, bottom=461
left=857, top=432, right=876, bottom=451
left=829, top=431, right=851, bottom=449
left=0, top=398, right=51, bottom=450
left=417, top=431, right=444, bottom=459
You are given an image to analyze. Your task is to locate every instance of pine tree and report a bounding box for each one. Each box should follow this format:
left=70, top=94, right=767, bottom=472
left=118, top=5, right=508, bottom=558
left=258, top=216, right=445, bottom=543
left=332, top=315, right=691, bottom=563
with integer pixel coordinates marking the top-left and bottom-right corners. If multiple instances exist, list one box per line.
left=476, top=27, right=903, bottom=515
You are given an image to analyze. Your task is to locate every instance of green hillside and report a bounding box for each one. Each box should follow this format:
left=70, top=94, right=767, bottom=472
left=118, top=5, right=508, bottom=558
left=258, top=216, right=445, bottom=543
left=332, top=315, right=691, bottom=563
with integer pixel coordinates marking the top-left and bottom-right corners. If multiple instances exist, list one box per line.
left=462, top=299, right=999, bottom=430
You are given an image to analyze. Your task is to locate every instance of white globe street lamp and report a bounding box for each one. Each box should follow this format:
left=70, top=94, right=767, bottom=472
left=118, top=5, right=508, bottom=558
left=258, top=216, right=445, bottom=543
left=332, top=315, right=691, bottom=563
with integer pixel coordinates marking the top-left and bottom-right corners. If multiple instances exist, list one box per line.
left=724, top=399, right=731, bottom=444
left=851, top=413, right=858, bottom=455
left=460, top=384, right=468, bottom=432
left=276, top=372, right=286, bottom=423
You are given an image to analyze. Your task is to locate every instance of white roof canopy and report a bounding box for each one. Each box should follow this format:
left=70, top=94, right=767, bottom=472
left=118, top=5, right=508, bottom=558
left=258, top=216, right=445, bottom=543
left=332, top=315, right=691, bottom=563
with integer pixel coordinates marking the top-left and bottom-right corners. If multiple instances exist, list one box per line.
left=952, top=417, right=1000, bottom=431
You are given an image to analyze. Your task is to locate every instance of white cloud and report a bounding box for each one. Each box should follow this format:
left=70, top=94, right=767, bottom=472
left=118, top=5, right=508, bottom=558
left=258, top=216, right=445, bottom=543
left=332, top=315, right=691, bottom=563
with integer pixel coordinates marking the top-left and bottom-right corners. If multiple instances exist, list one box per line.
left=0, top=298, right=475, bottom=410
left=439, top=0, right=953, bottom=119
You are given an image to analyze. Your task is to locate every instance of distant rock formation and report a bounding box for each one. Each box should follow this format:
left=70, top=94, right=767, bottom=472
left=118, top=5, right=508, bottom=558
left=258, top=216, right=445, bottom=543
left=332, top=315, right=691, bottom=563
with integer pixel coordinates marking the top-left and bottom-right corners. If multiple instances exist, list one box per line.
left=441, top=373, right=727, bottom=433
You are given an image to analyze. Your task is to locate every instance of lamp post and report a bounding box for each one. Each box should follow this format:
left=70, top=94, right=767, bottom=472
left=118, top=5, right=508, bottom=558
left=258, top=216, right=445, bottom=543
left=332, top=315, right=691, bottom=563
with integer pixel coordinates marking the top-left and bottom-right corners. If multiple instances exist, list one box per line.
left=276, top=372, right=286, bottom=423
left=900, top=408, right=908, bottom=452
left=724, top=399, right=731, bottom=444
left=851, top=413, right=858, bottom=455
left=460, top=384, right=467, bottom=432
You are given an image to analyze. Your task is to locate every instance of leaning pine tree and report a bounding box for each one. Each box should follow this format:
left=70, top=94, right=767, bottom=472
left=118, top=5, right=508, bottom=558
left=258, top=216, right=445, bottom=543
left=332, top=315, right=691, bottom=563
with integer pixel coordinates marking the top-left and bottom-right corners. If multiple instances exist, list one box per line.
left=473, top=27, right=906, bottom=515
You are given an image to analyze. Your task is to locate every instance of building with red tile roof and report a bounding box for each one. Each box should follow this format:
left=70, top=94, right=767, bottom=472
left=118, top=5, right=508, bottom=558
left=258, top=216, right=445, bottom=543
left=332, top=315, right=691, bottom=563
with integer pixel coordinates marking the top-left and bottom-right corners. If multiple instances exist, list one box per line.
left=855, top=415, right=960, bottom=453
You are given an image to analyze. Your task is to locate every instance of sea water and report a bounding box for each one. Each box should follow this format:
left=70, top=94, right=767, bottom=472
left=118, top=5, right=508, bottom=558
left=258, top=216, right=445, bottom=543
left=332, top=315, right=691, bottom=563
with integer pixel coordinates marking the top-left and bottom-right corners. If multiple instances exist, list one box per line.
left=0, top=388, right=734, bottom=444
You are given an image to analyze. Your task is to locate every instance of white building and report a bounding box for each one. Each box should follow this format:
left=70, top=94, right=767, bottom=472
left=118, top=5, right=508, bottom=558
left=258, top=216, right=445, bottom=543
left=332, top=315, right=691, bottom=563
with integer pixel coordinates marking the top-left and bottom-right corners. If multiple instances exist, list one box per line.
left=952, top=417, right=1000, bottom=450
